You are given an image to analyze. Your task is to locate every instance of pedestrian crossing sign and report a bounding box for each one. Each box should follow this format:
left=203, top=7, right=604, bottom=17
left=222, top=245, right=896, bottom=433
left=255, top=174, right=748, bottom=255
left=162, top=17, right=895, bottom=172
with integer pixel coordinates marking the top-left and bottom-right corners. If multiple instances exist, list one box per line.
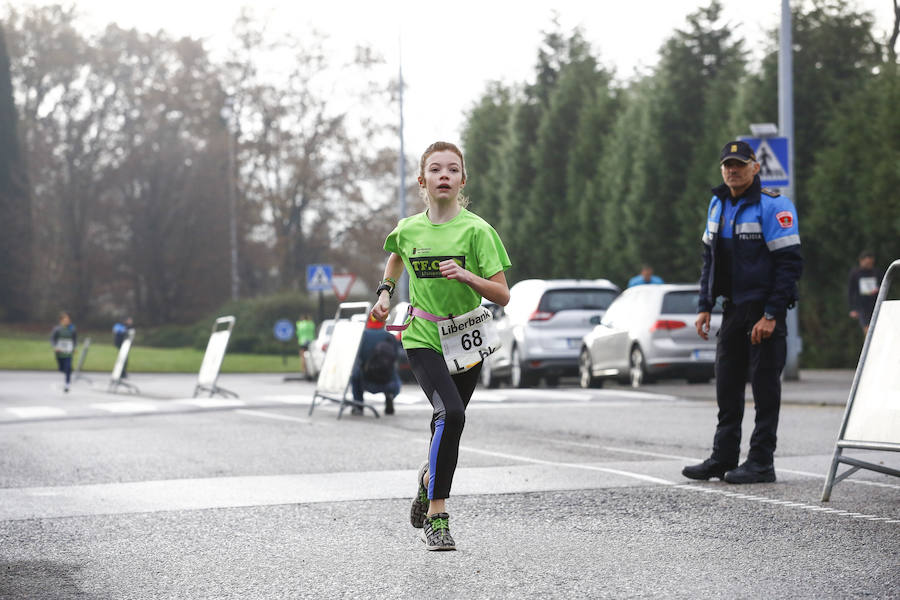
left=306, top=264, right=333, bottom=291
left=740, top=136, right=790, bottom=188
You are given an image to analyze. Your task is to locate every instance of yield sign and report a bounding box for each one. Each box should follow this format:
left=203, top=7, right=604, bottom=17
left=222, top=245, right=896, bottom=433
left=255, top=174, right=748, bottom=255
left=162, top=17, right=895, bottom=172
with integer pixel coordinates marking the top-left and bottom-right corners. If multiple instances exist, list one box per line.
left=331, top=273, right=357, bottom=301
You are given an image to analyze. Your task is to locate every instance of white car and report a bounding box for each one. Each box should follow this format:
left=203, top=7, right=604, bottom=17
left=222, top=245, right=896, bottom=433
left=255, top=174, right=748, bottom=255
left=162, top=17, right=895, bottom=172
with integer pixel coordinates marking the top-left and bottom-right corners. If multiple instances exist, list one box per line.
left=480, top=279, right=621, bottom=388
left=579, top=284, right=722, bottom=388
left=303, top=319, right=335, bottom=380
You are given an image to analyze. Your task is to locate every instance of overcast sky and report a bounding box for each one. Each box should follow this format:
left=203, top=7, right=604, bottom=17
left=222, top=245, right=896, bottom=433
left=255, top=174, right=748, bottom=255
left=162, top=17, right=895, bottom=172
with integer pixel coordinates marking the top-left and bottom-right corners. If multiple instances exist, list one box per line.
left=10, top=0, right=897, bottom=156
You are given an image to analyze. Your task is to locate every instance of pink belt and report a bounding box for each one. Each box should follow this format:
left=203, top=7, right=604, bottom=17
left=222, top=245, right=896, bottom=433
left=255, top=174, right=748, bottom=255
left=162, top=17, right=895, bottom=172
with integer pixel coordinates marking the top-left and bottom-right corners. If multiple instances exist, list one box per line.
left=386, top=305, right=450, bottom=332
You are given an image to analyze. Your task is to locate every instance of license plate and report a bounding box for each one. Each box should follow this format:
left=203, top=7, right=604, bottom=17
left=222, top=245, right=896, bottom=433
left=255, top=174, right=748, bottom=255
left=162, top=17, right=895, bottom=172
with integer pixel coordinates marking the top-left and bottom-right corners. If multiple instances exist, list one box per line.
left=692, top=349, right=716, bottom=361
left=567, top=338, right=581, bottom=348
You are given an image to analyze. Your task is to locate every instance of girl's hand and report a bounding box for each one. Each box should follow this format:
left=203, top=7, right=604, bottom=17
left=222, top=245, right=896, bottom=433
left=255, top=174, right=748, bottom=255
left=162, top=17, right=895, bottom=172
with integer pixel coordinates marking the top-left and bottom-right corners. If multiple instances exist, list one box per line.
left=371, top=295, right=391, bottom=321
left=439, top=259, right=472, bottom=285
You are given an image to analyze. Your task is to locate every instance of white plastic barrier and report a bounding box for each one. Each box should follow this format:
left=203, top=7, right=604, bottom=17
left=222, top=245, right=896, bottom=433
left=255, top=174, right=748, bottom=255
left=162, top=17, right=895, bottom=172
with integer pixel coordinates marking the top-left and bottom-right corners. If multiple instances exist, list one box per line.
left=73, top=336, right=93, bottom=384
left=108, top=330, right=139, bottom=394
left=308, top=302, right=375, bottom=419
left=822, top=259, right=900, bottom=500
left=193, top=316, right=238, bottom=398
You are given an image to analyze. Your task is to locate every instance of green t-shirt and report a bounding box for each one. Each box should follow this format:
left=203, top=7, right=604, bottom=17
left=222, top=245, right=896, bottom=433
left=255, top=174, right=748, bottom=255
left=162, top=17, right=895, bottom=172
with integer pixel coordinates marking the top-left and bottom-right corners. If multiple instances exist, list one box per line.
left=295, top=320, right=315, bottom=345
left=384, top=208, right=511, bottom=353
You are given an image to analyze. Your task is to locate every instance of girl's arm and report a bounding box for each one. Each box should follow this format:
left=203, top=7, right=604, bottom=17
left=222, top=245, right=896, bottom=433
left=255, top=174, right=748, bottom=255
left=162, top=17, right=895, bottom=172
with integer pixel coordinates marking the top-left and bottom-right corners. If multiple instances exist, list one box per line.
left=439, top=260, right=510, bottom=306
left=371, top=252, right=405, bottom=321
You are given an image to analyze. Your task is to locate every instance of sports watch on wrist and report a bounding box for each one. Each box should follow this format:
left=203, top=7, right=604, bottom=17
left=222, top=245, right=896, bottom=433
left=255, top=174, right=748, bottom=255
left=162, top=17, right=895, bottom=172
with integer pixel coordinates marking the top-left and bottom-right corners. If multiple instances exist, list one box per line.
left=763, top=312, right=776, bottom=321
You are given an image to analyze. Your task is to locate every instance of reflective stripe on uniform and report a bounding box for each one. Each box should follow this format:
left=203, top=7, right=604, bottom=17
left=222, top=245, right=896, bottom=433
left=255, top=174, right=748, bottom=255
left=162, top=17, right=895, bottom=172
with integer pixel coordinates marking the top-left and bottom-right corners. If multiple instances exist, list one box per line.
left=767, top=234, right=801, bottom=251
left=735, top=222, right=762, bottom=234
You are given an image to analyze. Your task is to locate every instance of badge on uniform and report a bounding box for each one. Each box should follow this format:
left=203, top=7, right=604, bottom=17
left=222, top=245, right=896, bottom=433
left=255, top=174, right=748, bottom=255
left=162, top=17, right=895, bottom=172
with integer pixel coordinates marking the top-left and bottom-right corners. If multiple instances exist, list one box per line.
left=776, top=211, right=793, bottom=228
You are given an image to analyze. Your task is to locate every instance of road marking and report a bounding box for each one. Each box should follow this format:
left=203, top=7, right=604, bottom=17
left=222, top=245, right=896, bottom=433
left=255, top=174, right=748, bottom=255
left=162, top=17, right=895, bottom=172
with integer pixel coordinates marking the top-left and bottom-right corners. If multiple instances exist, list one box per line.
left=523, top=438, right=900, bottom=523
left=459, top=444, right=676, bottom=486
left=671, top=484, right=898, bottom=523
left=91, top=402, right=158, bottom=413
left=553, top=442, right=900, bottom=491
left=261, top=395, right=311, bottom=404
left=235, top=409, right=311, bottom=424
left=174, top=398, right=246, bottom=409
left=6, top=406, right=66, bottom=419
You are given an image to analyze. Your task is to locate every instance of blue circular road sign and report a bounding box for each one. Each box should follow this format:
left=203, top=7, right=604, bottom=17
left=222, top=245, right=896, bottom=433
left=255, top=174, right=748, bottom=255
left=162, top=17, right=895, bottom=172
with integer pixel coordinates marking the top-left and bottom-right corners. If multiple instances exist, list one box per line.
left=273, top=319, right=295, bottom=342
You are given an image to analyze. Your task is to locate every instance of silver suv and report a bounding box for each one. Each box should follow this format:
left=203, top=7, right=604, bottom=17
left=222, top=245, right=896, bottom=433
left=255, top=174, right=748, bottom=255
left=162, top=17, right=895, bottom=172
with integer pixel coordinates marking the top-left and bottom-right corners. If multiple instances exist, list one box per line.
left=481, top=279, right=620, bottom=388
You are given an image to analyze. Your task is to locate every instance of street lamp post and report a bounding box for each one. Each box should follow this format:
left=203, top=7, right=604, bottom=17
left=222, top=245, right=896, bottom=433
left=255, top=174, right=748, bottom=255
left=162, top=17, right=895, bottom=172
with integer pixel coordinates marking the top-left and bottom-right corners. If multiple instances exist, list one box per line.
left=397, top=45, right=409, bottom=302
left=221, top=96, right=240, bottom=302
left=779, top=0, right=800, bottom=380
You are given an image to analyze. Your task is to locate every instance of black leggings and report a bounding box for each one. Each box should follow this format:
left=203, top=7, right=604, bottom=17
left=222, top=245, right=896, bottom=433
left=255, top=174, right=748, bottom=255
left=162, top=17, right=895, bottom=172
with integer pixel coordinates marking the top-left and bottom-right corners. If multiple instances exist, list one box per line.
left=406, top=347, right=482, bottom=500
left=56, top=356, right=72, bottom=384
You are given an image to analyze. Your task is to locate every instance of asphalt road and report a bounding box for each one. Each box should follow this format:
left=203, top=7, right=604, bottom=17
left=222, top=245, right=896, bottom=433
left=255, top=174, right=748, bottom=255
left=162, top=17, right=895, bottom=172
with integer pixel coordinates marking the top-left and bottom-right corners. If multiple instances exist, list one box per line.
left=0, top=370, right=897, bottom=599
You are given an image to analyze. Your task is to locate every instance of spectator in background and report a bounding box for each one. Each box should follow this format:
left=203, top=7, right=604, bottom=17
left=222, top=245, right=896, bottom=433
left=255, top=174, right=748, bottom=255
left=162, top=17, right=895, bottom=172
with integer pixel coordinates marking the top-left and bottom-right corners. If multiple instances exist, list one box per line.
left=628, top=264, right=664, bottom=287
left=350, top=315, right=402, bottom=416
left=847, top=251, right=882, bottom=336
left=51, top=311, right=77, bottom=393
left=295, top=314, right=315, bottom=373
left=112, top=316, right=134, bottom=378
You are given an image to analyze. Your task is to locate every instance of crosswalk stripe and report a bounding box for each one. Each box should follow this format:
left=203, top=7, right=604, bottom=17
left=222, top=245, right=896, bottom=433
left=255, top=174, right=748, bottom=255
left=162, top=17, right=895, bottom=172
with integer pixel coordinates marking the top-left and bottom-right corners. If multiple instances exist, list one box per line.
left=91, top=402, right=159, bottom=413
left=174, top=398, right=246, bottom=408
left=6, top=406, right=67, bottom=419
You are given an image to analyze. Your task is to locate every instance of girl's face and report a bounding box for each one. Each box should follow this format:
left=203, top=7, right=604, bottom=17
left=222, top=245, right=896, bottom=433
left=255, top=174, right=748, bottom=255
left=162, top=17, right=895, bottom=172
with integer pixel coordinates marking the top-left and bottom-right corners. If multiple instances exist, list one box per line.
left=418, top=150, right=465, bottom=203
left=60, top=314, right=70, bottom=326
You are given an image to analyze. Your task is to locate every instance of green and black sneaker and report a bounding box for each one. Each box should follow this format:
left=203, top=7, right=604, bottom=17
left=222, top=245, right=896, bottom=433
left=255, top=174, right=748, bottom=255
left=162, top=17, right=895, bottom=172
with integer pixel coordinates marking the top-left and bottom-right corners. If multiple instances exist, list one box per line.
left=410, top=461, right=429, bottom=529
left=420, top=512, right=456, bottom=551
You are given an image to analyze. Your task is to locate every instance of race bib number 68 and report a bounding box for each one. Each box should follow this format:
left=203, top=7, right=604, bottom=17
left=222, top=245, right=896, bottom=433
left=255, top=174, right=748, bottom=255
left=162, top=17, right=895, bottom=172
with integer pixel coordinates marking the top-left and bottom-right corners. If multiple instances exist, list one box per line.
left=438, top=305, right=502, bottom=374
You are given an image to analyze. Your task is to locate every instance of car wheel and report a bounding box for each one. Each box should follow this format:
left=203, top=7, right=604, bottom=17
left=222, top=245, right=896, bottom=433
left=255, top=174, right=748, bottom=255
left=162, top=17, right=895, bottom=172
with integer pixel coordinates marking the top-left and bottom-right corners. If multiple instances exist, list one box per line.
left=579, top=347, right=603, bottom=389
left=630, top=346, right=648, bottom=388
left=544, top=375, right=559, bottom=388
left=510, top=346, right=536, bottom=388
left=480, top=359, right=500, bottom=388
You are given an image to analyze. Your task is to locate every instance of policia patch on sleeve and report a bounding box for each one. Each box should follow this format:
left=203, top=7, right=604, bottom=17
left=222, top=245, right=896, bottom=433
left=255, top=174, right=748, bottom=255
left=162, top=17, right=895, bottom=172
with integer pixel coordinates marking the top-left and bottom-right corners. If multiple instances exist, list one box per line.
left=761, top=188, right=780, bottom=197
left=410, top=256, right=466, bottom=278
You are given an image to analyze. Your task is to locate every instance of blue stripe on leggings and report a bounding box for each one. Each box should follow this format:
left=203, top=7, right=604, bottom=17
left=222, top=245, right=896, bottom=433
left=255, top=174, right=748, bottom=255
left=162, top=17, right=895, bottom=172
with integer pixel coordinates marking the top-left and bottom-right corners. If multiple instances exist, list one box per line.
left=428, top=419, right=445, bottom=500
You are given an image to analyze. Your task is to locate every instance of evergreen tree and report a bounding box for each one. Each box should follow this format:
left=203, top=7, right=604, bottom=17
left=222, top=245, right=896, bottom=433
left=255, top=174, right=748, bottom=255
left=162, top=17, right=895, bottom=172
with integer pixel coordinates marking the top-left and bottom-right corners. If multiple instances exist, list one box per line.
left=0, top=24, right=32, bottom=321
left=460, top=82, right=513, bottom=227
left=524, top=31, right=607, bottom=277
left=618, top=1, right=746, bottom=284
left=803, top=63, right=900, bottom=366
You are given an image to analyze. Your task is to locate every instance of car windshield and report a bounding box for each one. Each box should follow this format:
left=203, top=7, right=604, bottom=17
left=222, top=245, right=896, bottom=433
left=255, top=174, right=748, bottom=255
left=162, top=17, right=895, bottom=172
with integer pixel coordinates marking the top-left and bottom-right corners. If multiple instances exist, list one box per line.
left=661, top=291, right=723, bottom=314
left=538, top=288, right=618, bottom=312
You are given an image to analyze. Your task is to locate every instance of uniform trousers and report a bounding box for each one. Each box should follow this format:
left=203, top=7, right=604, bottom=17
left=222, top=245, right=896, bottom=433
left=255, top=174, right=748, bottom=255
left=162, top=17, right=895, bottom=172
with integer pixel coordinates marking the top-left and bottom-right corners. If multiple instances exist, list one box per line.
left=711, top=300, right=787, bottom=467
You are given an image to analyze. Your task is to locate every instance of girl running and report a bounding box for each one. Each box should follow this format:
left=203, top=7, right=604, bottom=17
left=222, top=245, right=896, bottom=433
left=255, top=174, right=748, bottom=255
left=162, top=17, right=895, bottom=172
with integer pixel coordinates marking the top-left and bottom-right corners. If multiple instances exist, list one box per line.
left=50, top=311, right=77, bottom=393
left=371, top=141, right=511, bottom=550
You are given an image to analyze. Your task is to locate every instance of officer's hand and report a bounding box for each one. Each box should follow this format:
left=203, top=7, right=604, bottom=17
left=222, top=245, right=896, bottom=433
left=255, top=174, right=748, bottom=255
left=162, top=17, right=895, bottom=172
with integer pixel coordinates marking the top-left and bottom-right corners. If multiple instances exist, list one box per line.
left=750, top=317, right=776, bottom=345
left=695, top=312, right=711, bottom=340
left=849, top=310, right=859, bottom=319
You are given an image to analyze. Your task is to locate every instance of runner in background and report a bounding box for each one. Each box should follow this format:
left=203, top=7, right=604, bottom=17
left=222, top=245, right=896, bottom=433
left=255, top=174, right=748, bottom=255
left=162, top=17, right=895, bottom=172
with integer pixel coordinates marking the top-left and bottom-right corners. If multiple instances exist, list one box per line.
left=50, top=311, right=77, bottom=393
left=295, top=314, right=315, bottom=373
left=370, top=141, right=511, bottom=551
left=847, top=250, right=882, bottom=337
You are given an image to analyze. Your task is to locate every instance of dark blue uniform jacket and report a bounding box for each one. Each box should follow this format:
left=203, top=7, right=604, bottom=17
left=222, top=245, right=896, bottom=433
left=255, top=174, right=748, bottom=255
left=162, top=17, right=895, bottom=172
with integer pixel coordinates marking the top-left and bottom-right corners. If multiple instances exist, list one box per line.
left=699, top=175, right=802, bottom=316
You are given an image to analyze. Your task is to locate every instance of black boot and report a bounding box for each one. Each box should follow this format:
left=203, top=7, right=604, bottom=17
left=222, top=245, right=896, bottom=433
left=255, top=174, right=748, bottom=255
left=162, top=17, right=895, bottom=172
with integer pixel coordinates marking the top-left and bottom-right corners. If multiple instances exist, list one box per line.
left=724, top=462, right=776, bottom=484
left=682, top=458, right=737, bottom=481
left=384, top=395, right=395, bottom=415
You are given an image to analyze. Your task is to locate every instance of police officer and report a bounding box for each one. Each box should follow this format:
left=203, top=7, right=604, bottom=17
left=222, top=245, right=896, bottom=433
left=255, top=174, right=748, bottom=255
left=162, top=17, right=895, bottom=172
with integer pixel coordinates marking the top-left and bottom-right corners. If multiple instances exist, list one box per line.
left=683, top=140, right=802, bottom=484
